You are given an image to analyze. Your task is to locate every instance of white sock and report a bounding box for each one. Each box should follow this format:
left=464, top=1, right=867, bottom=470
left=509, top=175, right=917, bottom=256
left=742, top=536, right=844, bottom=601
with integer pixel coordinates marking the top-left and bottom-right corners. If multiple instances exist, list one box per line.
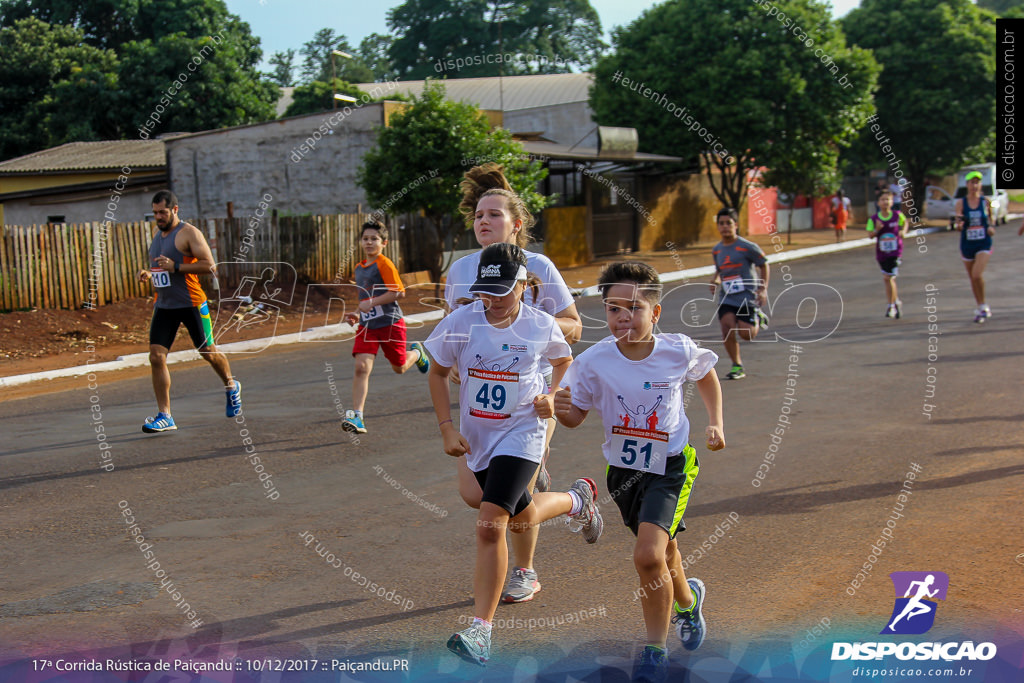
left=472, top=617, right=492, bottom=634
left=568, top=489, right=584, bottom=516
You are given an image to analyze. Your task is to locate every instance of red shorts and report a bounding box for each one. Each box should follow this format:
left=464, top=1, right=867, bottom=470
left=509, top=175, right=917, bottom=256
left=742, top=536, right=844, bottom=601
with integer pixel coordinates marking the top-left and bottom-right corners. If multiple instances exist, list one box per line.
left=352, top=319, right=407, bottom=366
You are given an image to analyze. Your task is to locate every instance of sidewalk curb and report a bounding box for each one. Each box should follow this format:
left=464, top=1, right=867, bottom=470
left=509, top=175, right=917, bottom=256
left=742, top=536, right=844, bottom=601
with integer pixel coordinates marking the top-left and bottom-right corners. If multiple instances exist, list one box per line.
left=0, top=228, right=942, bottom=389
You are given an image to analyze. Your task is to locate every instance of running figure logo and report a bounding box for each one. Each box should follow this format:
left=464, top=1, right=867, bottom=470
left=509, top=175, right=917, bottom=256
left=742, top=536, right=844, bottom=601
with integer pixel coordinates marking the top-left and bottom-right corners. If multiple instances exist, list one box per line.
left=475, top=354, right=519, bottom=372
left=881, top=571, right=949, bottom=635
left=617, top=394, right=662, bottom=430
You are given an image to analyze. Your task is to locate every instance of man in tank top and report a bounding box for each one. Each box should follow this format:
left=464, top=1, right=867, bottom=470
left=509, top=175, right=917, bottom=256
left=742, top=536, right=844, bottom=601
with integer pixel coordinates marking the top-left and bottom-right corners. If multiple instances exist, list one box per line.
left=137, top=190, right=241, bottom=432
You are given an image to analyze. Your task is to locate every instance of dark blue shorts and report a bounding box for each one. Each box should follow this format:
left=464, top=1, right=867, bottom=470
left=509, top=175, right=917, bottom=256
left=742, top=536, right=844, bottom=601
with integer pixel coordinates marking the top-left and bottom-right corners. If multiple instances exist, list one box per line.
left=960, top=237, right=993, bottom=261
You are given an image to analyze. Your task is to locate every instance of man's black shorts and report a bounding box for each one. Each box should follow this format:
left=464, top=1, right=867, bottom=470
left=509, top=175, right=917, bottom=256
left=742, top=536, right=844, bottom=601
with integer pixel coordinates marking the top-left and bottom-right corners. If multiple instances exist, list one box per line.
left=149, top=302, right=214, bottom=350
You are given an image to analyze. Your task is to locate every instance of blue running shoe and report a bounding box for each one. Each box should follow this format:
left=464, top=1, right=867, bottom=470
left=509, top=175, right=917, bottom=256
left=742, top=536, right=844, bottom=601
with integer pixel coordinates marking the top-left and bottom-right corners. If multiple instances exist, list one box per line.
left=342, top=409, right=367, bottom=434
left=410, top=341, right=430, bottom=374
left=672, top=577, right=707, bottom=650
left=632, top=645, right=668, bottom=683
left=226, top=380, right=242, bottom=417
left=142, top=412, right=176, bottom=433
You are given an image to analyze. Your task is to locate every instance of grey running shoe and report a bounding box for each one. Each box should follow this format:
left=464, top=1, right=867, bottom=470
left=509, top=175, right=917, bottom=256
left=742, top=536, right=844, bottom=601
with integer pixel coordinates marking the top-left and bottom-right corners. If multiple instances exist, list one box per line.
left=446, top=622, right=490, bottom=666
left=535, top=460, right=551, bottom=492
left=501, top=567, right=541, bottom=603
left=672, top=577, right=707, bottom=650
left=567, top=478, right=603, bottom=544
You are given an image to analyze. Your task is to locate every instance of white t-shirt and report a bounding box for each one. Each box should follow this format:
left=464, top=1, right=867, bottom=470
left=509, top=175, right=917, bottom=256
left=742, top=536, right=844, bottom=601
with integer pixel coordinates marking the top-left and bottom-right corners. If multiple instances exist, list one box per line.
left=424, top=300, right=571, bottom=472
left=445, top=250, right=575, bottom=315
left=563, top=334, right=718, bottom=476
left=831, top=196, right=852, bottom=212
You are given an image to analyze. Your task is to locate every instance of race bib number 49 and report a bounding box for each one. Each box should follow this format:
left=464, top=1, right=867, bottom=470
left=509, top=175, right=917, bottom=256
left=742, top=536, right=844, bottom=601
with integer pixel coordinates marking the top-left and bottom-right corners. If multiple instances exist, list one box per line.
left=611, top=426, right=670, bottom=475
left=150, top=268, right=171, bottom=288
left=466, top=367, right=520, bottom=420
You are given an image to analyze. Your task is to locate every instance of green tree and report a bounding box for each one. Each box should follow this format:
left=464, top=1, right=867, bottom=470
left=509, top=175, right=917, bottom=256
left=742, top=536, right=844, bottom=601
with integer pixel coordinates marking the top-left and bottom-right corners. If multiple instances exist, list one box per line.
left=0, top=17, right=119, bottom=159
left=118, top=15, right=278, bottom=136
left=282, top=79, right=366, bottom=117
left=843, top=0, right=995, bottom=219
left=357, top=81, right=549, bottom=279
left=267, top=48, right=297, bottom=87
left=759, top=139, right=841, bottom=243
left=1, top=0, right=233, bottom=48
left=299, top=28, right=373, bottom=84
left=358, top=32, right=397, bottom=81
left=0, top=0, right=278, bottom=156
left=978, top=0, right=1023, bottom=14
left=387, top=0, right=604, bottom=80
left=590, top=0, right=878, bottom=213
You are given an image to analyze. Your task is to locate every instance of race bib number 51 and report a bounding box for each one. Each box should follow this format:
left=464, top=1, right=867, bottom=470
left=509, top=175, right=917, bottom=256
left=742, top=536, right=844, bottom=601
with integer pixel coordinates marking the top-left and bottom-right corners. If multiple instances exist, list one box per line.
left=466, top=367, right=520, bottom=420
left=150, top=267, right=171, bottom=288
left=611, top=426, right=670, bottom=475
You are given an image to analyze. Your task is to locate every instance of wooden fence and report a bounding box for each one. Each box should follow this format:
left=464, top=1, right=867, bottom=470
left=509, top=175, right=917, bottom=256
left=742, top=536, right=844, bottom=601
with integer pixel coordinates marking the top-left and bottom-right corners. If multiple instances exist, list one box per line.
left=0, top=214, right=401, bottom=311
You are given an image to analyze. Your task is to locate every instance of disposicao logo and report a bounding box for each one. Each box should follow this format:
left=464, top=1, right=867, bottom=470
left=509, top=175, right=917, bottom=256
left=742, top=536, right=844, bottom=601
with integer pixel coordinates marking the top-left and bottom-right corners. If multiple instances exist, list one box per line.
left=831, top=571, right=997, bottom=662
left=882, top=571, right=948, bottom=635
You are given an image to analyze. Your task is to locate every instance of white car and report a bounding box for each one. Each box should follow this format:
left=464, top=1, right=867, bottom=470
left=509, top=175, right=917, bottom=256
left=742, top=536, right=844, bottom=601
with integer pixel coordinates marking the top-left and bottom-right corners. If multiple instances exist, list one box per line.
left=926, top=186, right=1008, bottom=226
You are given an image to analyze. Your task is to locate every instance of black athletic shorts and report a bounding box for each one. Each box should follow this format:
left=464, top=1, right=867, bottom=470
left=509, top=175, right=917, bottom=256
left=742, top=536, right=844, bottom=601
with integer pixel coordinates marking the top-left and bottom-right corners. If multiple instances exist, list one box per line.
left=606, top=445, right=699, bottom=538
left=474, top=455, right=537, bottom=517
left=717, top=300, right=758, bottom=325
left=878, top=257, right=900, bottom=277
left=149, top=302, right=214, bottom=350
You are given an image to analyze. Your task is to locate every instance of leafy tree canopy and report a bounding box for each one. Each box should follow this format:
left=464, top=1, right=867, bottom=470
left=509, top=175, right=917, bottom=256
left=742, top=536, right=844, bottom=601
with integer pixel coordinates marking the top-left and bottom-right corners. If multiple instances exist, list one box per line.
left=590, top=0, right=878, bottom=212
left=0, top=0, right=277, bottom=160
left=357, top=80, right=548, bottom=277
left=843, top=0, right=995, bottom=214
left=387, top=0, right=605, bottom=80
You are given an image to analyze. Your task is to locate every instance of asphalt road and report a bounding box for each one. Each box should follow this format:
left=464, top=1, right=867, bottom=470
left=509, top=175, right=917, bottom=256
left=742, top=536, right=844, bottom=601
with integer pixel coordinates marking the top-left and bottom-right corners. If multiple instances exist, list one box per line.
left=1, top=226, right=1022, bottom=683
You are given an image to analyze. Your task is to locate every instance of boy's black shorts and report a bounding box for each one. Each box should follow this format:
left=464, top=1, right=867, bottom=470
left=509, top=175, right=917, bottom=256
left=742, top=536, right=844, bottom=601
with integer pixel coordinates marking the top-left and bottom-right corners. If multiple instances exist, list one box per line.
left=606, top=445, right=699, bottom=539
left=717, top=300, right=758, bottom=325
left=474, top=455, right=538, bottom=517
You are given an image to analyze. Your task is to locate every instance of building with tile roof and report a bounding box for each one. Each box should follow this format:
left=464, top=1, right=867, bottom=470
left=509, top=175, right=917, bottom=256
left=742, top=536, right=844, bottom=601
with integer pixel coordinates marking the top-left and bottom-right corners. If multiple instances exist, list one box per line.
left=0, top=141, right=167, bottom=226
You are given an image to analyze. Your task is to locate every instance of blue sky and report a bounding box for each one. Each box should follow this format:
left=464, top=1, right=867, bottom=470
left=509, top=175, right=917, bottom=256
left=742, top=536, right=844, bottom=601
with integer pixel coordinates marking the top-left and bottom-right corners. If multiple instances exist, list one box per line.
left=224, top=0, right=863, bottom=72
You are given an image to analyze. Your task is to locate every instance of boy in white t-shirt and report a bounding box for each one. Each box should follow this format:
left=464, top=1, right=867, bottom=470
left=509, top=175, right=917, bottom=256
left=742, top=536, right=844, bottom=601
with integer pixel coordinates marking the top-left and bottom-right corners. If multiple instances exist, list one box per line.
left=554, top=261, right=725, bottom=683
left=425, top=243, right=603, bottom=667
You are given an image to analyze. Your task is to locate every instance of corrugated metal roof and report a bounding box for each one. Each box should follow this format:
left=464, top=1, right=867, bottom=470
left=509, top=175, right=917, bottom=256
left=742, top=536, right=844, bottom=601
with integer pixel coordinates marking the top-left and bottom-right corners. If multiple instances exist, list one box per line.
left=0, top=141, right=166, bottom=173
left=354, top=72, right=593, bottom=112
left=519, top=140, right=681, bottom=163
